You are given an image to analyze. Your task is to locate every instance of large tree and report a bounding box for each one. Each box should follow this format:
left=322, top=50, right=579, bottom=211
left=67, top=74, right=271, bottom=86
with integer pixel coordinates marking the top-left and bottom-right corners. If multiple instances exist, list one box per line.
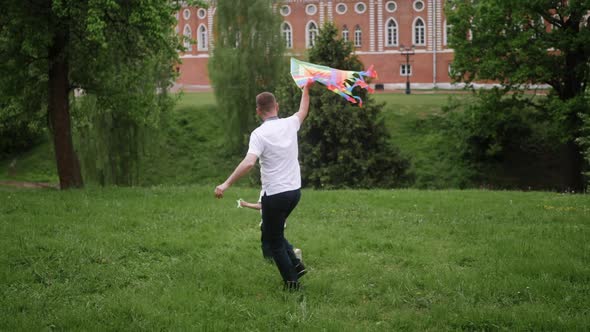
left=447, top=0, right=590, bottom=190
left=209, top=0, right=285, bottom=152
left=0, top=0, right=185, bottom=189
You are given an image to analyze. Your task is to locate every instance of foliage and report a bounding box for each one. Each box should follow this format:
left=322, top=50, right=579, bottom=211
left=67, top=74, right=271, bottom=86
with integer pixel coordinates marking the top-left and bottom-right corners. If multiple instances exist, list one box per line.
left=276, top=23, right=410, bottom=189
left=576, top=97, right=590, bottom=189
left=447, top=0, right=590, bottom=100
left=0, top=0, right=184, bottom=188
left=209, top=0, right=285, bottom=153
left=1, top=186, right=590, bottom=330
left=0, top=98, right=46, bottom=159
left=446, top=0, right=590, bottom=190
left=434, top=89, right=589, bottom=190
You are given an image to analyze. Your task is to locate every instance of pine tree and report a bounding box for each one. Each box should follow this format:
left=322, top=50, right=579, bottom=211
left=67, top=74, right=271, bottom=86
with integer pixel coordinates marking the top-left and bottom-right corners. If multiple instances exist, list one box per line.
left=276, top=22, right=411, bottom=189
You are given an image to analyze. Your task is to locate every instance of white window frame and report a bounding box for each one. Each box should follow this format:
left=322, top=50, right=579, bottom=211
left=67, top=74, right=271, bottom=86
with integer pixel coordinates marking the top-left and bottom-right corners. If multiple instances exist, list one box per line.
left=354, top=25, right=362, bottom=47
left=306, top=4, right=317, bottom=15
left=413, top=0, right=425, bottom=12
left=183, top=24, right=192, bottom=51
left=400, top=64, right=412, bottom=76
left=342, top=25, right=349, bottom=41
left=385, top=1, right=397, bottom=13
left=306, top=21, right=318, bottom=48
left=336, top=3, right=347, bottom=15
left=413, top=17, right=426, bottom=46
left=280, top=5, right=291, bottom=17
left=282, top=22, right=293, bottom=49
left=355, top=2, right=367, bottom=14
left=444, top=20, right=452, bottom=45
left=385, top=18, right=398, bottom=47
left=197, top=24, right=208, bottom=51
left=183, top=9, right=191, bottom=20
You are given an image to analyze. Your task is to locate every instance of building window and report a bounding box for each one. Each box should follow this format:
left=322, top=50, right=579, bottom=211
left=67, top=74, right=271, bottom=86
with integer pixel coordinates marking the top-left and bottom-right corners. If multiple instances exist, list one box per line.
left=413, top=0, right=425, bottom=12
left=385, top=19, right=398, bottom=46
left=354, top=25, right=362, bottom=47
left=306, top=4, right=317, bottom=15
left=342, top=25, right=349, bottom=41
left=175, top=12, right=180, bottom=21
left=183, top=24, right=192, bottom=51
left=280, top=5, right=291, bottom=17
left=183, top=9, right=191, bottom=20
left=355, top=2, right=366, bottom=14
left=282, top=22, right=292, bottom=49
left=386, top=1, right=397, bottom=13
left=198, top=24, right=208, bottom=50
left=444, top=21, right=452, bottom=45
left=414, top=18, right=426, bottom=45
left=400, top=64, right=412, bottom=76
left=307, top=21, right=318, bottom=48
left=197, top=8, right=206, bottom=19
left=336, top=3, right=347, bottom=15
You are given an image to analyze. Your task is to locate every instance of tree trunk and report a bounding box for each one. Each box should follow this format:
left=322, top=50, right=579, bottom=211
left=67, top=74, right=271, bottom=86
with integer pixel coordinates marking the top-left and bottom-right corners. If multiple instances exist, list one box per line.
left=48, top=28, right=84, bottom=189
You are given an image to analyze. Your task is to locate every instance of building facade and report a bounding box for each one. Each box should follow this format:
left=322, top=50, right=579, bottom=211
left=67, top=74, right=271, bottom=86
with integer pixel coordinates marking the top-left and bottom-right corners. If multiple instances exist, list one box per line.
left=175, top=0, right=457, bottom=90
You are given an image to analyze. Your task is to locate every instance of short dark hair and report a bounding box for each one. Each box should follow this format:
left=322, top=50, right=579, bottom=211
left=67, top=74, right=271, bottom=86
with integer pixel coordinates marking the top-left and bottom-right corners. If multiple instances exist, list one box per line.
left=256, top=92, right=276, bottom=114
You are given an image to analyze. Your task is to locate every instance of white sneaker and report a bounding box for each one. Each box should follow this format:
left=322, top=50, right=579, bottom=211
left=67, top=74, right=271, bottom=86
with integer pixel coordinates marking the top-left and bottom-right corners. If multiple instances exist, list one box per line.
left=294, top=248, right=302, bottom=261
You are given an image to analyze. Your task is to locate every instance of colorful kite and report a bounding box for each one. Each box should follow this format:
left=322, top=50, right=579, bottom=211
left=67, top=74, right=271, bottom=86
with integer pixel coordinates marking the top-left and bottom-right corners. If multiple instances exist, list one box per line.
left=290, top=58, right=378, bottom=107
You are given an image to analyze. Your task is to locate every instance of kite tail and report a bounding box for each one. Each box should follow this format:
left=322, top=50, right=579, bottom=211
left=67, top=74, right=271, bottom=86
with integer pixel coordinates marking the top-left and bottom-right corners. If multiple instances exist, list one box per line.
left=361, top=65, right=378, bottom=79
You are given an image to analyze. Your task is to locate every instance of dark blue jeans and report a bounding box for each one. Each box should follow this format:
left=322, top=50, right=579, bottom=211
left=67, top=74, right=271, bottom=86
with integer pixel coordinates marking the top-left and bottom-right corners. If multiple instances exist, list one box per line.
left=261, top=189, right=301, bottom=282
left=261, top=223, right=293, bottom=260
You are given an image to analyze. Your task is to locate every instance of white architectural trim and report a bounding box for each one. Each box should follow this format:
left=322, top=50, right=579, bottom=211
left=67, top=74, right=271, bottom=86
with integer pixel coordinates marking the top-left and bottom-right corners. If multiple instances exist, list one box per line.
left=369, top=0, right=375, bottom=51
left=306, top=20, right=319, bottom=48
left=412, top=16, right=426, bottom=46
left=384, top=17, right=399, bottom=47
left=282, top=21, right=293, bottom=49
left=377, top=0, right=384, bottom=51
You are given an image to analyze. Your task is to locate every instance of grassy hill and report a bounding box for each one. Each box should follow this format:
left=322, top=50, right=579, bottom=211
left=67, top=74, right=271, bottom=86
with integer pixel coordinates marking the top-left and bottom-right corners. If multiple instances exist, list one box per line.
left=1, top=186, right=588, bottom=330
left=0, top=92, right=459, bottom=187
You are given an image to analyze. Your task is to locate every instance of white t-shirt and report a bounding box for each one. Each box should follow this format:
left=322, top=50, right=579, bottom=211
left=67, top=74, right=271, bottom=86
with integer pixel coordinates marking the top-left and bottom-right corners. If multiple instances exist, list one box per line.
left=247, top=115, right=301, bottom=196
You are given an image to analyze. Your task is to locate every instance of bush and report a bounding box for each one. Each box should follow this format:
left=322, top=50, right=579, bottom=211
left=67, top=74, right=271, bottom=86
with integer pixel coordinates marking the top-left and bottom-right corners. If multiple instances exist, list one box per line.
left=435, top=89, right=581, bottom=190
left=0, top=98, right=46, bottom=159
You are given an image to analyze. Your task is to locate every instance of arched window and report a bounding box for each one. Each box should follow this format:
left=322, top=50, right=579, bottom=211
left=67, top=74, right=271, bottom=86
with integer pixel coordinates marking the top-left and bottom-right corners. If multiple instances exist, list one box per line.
left=354, top=25, right=362, bottom=47
left=413, top=18, right=425, bottom=45
left=183, top=24, right=192, bottom=51
left=198, top=25, right=208, bottom=50
left=307, top=21, right=318, bottom=48
left=385, top=19, right=398, bottom=46
left=342, top=25, right=349, bottom=41
left=282, top=22, right=293, bottom=49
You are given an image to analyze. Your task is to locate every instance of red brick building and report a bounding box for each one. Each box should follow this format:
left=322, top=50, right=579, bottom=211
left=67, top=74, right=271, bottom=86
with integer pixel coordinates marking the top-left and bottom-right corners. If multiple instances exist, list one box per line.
left=174, top=0, right=459, bottom=91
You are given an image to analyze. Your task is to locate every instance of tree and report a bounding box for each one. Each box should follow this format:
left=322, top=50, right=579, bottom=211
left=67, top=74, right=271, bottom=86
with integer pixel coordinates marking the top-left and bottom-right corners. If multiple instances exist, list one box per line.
left=0, top=0, right=185, bottom=189
left=447, top=0, right=590, bottom=190
left=276, top=23, right=410, bottom=189
left=209, top=0, right=285, bottom=152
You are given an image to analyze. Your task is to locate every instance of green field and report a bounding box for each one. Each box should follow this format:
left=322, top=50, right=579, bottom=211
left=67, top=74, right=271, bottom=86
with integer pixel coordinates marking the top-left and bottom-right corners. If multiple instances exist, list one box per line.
left=1, top=186, right=589, bottom=330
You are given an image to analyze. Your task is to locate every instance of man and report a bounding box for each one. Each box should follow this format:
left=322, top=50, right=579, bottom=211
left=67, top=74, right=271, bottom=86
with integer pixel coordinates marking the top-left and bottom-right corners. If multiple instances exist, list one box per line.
left=215, top=82, right=311, bottom=291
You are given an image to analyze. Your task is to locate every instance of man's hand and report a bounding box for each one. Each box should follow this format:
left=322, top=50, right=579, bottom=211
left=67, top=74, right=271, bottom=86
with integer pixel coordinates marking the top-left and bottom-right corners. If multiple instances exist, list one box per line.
left=215, top=182, right=229, bottom=199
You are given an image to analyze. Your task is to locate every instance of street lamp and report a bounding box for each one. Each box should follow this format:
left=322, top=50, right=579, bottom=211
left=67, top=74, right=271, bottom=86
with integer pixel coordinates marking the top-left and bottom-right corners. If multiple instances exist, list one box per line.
left=400, top=44, right=415, bottom=94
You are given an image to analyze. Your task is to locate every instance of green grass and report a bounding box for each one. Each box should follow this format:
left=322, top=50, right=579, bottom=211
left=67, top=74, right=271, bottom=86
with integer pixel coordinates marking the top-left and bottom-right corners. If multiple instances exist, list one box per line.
left=1, top=186, right=589, bottom=330
left=0, top=141, right=59, bottom=183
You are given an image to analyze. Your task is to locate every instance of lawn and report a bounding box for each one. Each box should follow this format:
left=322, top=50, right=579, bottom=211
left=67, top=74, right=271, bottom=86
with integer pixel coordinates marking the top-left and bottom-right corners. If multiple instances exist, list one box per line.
left=1, top=186, right=588, bottom=330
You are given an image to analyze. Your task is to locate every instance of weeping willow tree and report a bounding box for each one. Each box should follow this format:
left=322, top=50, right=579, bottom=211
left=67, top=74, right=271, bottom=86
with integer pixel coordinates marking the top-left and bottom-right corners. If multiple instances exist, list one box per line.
left=209, top=0, right=285, bottom=152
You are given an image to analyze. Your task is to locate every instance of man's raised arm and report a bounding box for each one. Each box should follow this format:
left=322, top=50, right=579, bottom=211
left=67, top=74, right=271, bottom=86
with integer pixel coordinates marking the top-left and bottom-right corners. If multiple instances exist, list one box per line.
left=295, top=82, right=311, bottom=124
